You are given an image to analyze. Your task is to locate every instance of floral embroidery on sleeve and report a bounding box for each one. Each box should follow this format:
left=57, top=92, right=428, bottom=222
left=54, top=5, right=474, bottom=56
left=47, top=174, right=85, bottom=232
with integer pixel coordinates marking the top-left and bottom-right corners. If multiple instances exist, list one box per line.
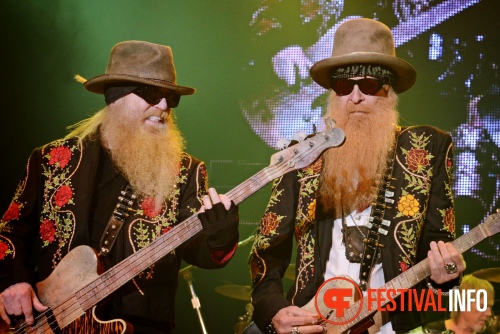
left=0, top=236, right=14, bottom=260
left=40, top=140, right=80, bottom=267
left=439, top=207, right=456, bottom=235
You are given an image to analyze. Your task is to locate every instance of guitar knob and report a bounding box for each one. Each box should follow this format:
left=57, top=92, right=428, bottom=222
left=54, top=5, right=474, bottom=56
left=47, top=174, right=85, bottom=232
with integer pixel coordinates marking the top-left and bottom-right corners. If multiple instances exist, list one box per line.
left=324, top=117, right=337, bottom=129
left=292, top=131, right=307, bottom=142
left=276, top=138, right=291, bottom=149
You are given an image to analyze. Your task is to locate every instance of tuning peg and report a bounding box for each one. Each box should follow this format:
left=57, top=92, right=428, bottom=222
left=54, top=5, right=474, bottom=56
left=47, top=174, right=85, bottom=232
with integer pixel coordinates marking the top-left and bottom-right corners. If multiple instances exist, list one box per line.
left=292, top=131, right=307, bottom=142
left=324, top=117, right=337, bottom=129
left=276, top=138, right=292, bottom=149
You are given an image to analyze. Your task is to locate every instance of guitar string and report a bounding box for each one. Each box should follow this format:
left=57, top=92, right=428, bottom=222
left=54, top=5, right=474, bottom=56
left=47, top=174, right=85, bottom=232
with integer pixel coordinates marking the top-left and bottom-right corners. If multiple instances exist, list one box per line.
left=326, top=225, right=490, bottom=331
left=15, top=135, right=338, bottom=333
left=16, top=163, right=492, bottom=333
left=16, top=159, right=497, bottom=332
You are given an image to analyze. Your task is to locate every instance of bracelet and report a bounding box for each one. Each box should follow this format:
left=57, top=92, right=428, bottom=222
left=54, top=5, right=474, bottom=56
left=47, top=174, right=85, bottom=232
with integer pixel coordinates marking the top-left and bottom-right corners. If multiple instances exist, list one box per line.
left=266, top=321, right=278, bottom=334
left=427, top=273, right=463, bottom=296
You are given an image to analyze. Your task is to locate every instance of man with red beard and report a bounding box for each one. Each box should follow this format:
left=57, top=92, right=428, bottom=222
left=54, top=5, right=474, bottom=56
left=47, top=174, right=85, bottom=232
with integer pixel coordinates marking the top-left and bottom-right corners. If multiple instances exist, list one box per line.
left=249, top=18, right=465, bottom=334
left=0, top=41, right=239, bottom=334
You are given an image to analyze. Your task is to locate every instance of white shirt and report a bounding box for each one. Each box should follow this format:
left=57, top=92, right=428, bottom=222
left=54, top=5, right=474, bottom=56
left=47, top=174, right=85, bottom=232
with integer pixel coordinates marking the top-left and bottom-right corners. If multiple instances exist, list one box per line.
left=324, top=206, right=395, bottom=334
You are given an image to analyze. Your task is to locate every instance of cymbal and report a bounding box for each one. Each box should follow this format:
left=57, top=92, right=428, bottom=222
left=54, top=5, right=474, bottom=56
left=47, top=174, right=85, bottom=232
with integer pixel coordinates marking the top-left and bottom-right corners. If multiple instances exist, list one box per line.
left=472, top=267, right=500, bottom=283
left=284, top=264, right=296, bottom=281
left=215, top=285, right=252, bottom=302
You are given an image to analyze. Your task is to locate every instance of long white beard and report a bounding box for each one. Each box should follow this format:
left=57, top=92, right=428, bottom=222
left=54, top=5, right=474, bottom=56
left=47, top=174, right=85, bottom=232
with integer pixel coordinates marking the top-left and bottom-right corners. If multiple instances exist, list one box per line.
left=100, top=104, right=185, bottom=203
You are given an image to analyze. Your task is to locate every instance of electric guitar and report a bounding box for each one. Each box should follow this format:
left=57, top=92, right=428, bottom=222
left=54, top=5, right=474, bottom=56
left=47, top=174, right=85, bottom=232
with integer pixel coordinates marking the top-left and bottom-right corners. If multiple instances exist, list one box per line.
left=243, top=210, right=500, bottom=334
left=4, top=126, right=345, bottom=334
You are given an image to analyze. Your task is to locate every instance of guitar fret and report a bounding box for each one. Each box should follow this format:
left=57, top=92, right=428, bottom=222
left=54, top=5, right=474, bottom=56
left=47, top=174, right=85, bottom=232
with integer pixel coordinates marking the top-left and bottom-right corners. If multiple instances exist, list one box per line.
left=331, top=214, right=499, bottom=333
left=38, top=128, right=351, bottom=330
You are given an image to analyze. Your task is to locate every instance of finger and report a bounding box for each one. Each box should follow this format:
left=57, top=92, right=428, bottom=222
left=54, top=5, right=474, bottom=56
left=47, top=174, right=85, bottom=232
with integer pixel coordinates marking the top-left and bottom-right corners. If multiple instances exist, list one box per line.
left=429, top=241, right=445, bottom=268
left=289, top=316, right=323, bottom=326
left=208, top=188, right=221, bottom=206
left=292, top=325, right=326, bottom=334
left=20, top=298, right=35, bottom=326
left=32, top=295, right=47, bottom=313
left=428, top=243, right=445, bottom=281
left=289, top=307, right=320, bottom=318
left=436, top=241, right=453, bottom=264
left=446, top=244, right=466, bottom=268
left=0, top=303, right=10, bottom=325
left=202, top=194, right=212, bottom=210
left=436, top=241, right=462, bottom=277
left=219, top=194, right=231, bottom=211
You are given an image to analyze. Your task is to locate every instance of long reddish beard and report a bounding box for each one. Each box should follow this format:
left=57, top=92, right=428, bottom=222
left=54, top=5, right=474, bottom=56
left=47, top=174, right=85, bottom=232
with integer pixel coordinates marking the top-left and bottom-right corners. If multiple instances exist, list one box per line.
left=318, top=91, right=399, bottom=217
left=100, top=104, right=185, bottom=205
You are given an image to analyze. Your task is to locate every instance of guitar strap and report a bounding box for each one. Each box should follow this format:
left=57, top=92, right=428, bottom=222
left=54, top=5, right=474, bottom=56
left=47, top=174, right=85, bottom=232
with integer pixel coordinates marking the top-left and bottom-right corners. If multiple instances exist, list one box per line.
left=99, top=184, right=137, bottom=257
left=357, top=128, right=399, bottom=291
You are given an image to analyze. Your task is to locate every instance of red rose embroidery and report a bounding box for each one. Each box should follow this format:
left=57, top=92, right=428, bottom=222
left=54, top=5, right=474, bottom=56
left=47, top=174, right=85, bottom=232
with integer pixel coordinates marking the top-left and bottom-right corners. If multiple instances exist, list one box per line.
left=161, top=226, right=173, bottom=235
left=443, top=208, right=456, bottom=234
left=400, top=261, right=409, bottom=272
left=200, top=165, right=207, bottom=180
left=0, top=242, right=9, bottom=260
left=250, top=260, right=261, bottom=282
left=40, top=219, right=56, bottom=242
left=260, top=212, right=280, bottom=235
left=2, top=202, right=20, bottom=222
left=54, top=185, right=73, bottom=207
left=406, top=148, right=430, bottom=172
left=48, top=146, right=72, bottom=169
left=141, top=197, right=162, bottom=218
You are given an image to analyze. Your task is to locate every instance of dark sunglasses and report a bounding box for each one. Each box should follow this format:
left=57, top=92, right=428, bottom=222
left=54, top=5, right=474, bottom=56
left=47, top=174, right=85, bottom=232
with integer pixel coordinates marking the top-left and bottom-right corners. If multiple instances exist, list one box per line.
left=133, top=85, right=181, bottom=108
left=330, top=77, right=389, bottom=96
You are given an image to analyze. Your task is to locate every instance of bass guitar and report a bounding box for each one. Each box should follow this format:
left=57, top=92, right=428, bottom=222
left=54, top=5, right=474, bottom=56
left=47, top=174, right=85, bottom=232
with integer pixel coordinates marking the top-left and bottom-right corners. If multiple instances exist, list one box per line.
left=6, top=126, right=345, bottom=334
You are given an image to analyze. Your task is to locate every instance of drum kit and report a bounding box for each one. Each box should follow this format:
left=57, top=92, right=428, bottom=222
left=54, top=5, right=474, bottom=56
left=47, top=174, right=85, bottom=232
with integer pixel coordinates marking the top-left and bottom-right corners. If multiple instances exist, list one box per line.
left=213, top=264, right=297, bottom=334
left=472, top=267, right=500, bottom=283
left=178, top=234, right=257, bottom=334
left=181, top=256, right=500, bottom=333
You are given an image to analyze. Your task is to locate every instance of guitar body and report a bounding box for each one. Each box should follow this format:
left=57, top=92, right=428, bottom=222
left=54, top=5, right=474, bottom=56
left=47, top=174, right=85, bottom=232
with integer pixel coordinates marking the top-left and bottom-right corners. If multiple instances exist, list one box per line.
left=242, top=277, right=374, bottom=334
left=302, top=277, right=375, bottom=334
left=60, top=307, right=129, bottom=334
left=244, top=212, right=500, bottom=334
left=3, top=128, right=349, bottom=333
left=34, top=246, right=131, bottom=334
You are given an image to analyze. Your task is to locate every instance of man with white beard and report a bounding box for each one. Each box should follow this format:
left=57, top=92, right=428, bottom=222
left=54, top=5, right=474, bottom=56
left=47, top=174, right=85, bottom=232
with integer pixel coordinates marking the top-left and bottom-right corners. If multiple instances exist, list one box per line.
left=249, top=18, right=466, bottom=334
left=0, top=41, right=239, bottom=334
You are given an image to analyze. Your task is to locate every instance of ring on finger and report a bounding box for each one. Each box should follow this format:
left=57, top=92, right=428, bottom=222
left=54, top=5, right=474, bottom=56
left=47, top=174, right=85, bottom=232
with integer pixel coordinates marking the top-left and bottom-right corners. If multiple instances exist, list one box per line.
left=291, top=326, right=301, bottom=334
left=444, top=262, right=458, bottom=274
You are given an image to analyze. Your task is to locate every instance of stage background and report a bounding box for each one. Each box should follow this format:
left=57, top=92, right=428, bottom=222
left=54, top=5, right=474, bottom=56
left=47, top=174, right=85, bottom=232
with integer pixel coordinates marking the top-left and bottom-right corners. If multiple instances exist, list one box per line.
left=1, top=1, right=499, bottom=333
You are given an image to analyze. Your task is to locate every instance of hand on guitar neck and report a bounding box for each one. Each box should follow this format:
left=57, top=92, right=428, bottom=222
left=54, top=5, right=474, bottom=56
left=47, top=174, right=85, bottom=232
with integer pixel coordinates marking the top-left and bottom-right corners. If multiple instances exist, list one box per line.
left=0, top=282, right=47, bottom=327
left=427, top=241, right=466, bottom=284
left=268, top=241, right=467, bottom=334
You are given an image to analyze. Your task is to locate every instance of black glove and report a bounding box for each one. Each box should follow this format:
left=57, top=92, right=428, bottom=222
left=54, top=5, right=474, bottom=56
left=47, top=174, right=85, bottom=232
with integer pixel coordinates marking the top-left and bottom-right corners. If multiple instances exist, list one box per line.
left=198, top=201, right=239, bottom=250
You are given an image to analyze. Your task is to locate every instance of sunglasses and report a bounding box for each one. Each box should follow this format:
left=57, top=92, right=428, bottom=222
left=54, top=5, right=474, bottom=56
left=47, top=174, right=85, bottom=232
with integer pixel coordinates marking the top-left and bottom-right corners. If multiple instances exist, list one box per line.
left=133, top=85, right=181, bottom=108
left=330, top=77, right=389, bottom=96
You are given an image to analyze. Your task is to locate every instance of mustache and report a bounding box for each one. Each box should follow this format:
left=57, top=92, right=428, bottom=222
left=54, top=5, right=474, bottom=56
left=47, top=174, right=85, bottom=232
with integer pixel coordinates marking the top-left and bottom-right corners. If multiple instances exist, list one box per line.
left=143, top=108, right=168, bottom=119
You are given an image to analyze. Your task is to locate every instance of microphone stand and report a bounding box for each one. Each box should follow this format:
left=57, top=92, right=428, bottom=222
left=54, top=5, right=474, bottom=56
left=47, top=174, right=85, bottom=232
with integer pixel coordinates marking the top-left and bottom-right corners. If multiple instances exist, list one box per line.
left=180, top=267, right=208, bottom=334
left=177, top=234, right=255, bottom=333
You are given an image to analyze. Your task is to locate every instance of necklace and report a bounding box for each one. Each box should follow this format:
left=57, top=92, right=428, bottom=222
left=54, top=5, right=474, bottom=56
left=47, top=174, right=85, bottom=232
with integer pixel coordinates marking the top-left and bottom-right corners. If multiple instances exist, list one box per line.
left=349, top=213, right=367, bottom=238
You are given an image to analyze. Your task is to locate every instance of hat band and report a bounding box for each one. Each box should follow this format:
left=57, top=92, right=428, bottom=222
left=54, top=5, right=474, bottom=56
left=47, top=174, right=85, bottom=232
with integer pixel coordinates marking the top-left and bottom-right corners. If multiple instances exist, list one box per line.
left=330, top=64, right=395, bottom=82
